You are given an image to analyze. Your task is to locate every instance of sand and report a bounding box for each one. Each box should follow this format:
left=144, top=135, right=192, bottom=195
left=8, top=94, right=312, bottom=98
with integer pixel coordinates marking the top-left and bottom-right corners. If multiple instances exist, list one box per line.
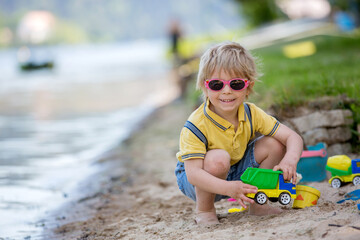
left=45, top=101, right=360, bottom=240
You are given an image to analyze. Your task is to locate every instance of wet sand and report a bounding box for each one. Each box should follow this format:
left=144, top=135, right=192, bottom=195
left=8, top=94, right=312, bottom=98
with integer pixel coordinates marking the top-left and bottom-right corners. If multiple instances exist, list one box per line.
left=43, top=101, right=360, bottom=240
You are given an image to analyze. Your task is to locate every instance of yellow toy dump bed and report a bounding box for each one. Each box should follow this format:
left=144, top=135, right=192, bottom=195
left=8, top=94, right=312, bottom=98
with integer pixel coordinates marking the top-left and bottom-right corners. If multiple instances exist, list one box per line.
left=326, top=155, right=352, bottom=177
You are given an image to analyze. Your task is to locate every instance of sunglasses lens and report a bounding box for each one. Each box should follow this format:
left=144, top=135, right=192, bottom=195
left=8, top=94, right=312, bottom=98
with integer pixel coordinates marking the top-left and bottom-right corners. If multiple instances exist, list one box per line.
left=208, top=80, right=224, bottom=91
left=230, top=79, right=245, bottom=90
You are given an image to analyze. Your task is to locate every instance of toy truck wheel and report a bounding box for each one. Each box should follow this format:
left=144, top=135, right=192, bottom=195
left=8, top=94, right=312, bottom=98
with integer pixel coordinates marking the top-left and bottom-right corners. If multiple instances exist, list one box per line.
left=278, top=192, right=291, bottom=205
left=353, top=176, right=360, bottom=186
left=255, top=192, right=267, bottom=205
left=331, top=178, right=342, bottom=188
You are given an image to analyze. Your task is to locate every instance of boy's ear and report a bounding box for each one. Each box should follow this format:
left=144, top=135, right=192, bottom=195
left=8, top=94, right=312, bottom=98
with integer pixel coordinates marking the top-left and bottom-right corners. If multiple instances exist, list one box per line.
left=248, top=81, right=255, bottom=92
left=203, top=89, right=208, bottom=98
left=247, top=81, right=254, bottom=91
left=246, top=81, right=255, bottom=98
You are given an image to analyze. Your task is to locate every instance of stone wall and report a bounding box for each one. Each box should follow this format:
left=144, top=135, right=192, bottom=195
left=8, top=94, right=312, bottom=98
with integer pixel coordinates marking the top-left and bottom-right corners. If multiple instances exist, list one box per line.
left=284, top=109, right=353, bottom=156
left=268, top=95, right=358, bottom=157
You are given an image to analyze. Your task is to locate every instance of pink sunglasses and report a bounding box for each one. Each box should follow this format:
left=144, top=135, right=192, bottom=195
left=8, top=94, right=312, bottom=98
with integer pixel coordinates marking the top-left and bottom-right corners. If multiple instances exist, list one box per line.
left=205, top=78, right=249, bottom=91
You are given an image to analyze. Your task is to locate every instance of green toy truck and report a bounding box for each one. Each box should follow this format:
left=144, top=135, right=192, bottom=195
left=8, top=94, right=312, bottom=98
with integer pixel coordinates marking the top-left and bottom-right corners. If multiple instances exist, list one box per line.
left=240, top=168, right=297, bottom=205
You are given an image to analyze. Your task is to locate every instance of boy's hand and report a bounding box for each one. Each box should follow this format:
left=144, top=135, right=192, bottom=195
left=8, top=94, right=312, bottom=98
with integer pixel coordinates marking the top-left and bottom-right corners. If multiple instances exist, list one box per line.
left=227, top=181, right=258, bottom=209
left=271, top=123, right=303, bottom=185
left=273, top=161, right=297, bottom=184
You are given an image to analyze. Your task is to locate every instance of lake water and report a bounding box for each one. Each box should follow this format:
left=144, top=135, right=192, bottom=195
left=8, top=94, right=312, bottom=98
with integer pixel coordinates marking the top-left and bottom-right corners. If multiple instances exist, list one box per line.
left=0, top=40, right=178, bottom=239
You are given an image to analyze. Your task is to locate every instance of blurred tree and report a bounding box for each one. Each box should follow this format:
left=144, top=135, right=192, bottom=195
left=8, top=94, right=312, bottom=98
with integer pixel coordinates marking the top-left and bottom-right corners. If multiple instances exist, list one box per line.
left=330, top=0, right=360, bottom=11
left=234, top=0, right=287, bottom=28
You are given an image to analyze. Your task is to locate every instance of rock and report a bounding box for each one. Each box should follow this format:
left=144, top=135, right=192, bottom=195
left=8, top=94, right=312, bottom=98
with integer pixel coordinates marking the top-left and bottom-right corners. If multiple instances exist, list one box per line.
left=302, top=128, right=328, bottom=146
left=307, top=95, right=356, bottom=111
left=290, top=110, right=353, bottom=133
left=302, top=127, right=352, bottom=145
left=328, top=127, right=352, bottom=143
left=327, top=143, right=352, bottom=156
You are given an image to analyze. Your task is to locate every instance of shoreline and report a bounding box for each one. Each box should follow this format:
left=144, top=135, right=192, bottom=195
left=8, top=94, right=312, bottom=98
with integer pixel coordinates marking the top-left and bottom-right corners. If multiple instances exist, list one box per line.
left=43, top=100, right=360, bottom=240
left=0, top=67, right=178, bottom=240
left=40, top=100, right=192, bottom=239
left=35, top=72, right=180, bottom=239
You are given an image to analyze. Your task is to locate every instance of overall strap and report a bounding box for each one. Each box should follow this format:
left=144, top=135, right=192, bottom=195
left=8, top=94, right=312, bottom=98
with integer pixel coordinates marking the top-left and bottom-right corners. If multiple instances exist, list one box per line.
left=244, top=103, right=253, bottom=138
left=184, top=121, right=208, bottom=149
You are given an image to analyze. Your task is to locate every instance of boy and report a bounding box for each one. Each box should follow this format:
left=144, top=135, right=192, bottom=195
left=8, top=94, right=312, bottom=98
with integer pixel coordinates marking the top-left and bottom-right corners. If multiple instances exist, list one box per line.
left=175, top=41, right=303, bottom=225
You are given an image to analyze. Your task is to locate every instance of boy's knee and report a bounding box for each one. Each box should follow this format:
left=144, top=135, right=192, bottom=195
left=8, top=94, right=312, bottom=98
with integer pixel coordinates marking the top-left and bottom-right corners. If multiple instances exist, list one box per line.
left=256, top=137, right=286, bottom=164
left=204, top=149, right=231, bottom=176
left=268, top=137, right=286, bottom=157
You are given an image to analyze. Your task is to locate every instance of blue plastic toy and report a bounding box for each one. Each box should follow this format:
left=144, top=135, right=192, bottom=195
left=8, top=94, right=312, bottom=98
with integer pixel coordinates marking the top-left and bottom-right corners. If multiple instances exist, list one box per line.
left=337, top=189, right=360, bottom=204
left=297, top=142, right=327, bottom=182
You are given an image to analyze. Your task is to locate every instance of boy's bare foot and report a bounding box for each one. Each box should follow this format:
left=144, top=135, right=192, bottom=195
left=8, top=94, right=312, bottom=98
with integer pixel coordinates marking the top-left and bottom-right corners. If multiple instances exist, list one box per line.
left=249, top=203, right=283, bottom=216
left=195, top=210, right=219, bottom=225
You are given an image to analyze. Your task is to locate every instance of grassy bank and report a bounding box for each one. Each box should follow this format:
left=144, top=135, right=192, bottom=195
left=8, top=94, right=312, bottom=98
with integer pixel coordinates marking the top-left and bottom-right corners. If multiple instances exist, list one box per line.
left=250, top=33, right=360, bottom=111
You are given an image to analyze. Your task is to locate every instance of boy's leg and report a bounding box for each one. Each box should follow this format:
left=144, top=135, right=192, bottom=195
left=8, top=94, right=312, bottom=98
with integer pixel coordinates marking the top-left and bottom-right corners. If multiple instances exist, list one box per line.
left=254, top=136, right=285, bottom=168
left=195, top=149, right=231, bottom=224
left=250, top=136, right=286, bottom=215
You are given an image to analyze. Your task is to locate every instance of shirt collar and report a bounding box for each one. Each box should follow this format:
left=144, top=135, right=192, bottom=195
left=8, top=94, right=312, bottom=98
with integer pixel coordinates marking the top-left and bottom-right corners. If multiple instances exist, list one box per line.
left=203, top=99, right=246, bottom=131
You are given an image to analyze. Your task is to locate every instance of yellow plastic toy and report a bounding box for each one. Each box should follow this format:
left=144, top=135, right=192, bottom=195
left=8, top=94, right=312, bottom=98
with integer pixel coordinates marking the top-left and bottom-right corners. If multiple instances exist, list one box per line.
left=228, top=207, right=247, bottom=213
left=326, top=155, right=360, bottom=188
left=292, top=185, right=321, bottom=209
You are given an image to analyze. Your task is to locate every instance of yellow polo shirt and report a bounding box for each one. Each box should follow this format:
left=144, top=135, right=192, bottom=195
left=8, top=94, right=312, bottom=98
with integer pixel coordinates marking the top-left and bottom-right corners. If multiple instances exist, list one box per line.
left=176, top=99, right=280, bottom=166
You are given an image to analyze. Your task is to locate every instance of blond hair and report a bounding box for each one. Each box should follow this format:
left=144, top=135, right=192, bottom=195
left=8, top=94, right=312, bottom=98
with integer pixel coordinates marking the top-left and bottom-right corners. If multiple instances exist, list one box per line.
left=196, top=41, right=260, bottom=96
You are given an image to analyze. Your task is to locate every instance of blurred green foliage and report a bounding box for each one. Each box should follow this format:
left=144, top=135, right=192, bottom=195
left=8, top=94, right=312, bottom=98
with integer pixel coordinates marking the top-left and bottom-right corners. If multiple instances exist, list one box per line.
left=234, top=0, right=287, bottom=28
left=330, top=0, right=360, bottom=10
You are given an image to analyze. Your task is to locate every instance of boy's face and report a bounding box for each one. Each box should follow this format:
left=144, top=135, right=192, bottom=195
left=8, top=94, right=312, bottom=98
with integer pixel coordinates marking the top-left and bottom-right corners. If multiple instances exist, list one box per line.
left=205, top=69, right=251, bottom=118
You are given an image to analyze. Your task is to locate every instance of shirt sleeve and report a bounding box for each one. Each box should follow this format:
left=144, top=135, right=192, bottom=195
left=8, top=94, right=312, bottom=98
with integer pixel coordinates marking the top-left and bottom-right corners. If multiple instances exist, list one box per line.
left=176, top=127, right=207, bottom=162
left=251, top=104, right=280, bottom=137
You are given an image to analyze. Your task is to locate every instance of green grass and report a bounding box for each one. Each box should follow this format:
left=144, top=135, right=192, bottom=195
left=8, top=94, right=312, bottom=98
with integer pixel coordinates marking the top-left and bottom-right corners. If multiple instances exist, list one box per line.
left=250, top=33, right=360, bottom=109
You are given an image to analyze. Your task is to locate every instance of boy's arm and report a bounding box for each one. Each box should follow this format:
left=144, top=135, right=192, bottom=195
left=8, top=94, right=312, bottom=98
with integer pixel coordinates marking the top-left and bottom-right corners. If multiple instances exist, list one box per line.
left=184, top=158, right=257, bottom=208
left=272, top=123, right=303, bottom=184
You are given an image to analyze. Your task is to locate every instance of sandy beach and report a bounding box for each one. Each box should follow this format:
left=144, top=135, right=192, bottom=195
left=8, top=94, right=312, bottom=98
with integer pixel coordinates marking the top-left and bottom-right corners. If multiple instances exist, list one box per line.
left=44, top=100, right=360, bottom=240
